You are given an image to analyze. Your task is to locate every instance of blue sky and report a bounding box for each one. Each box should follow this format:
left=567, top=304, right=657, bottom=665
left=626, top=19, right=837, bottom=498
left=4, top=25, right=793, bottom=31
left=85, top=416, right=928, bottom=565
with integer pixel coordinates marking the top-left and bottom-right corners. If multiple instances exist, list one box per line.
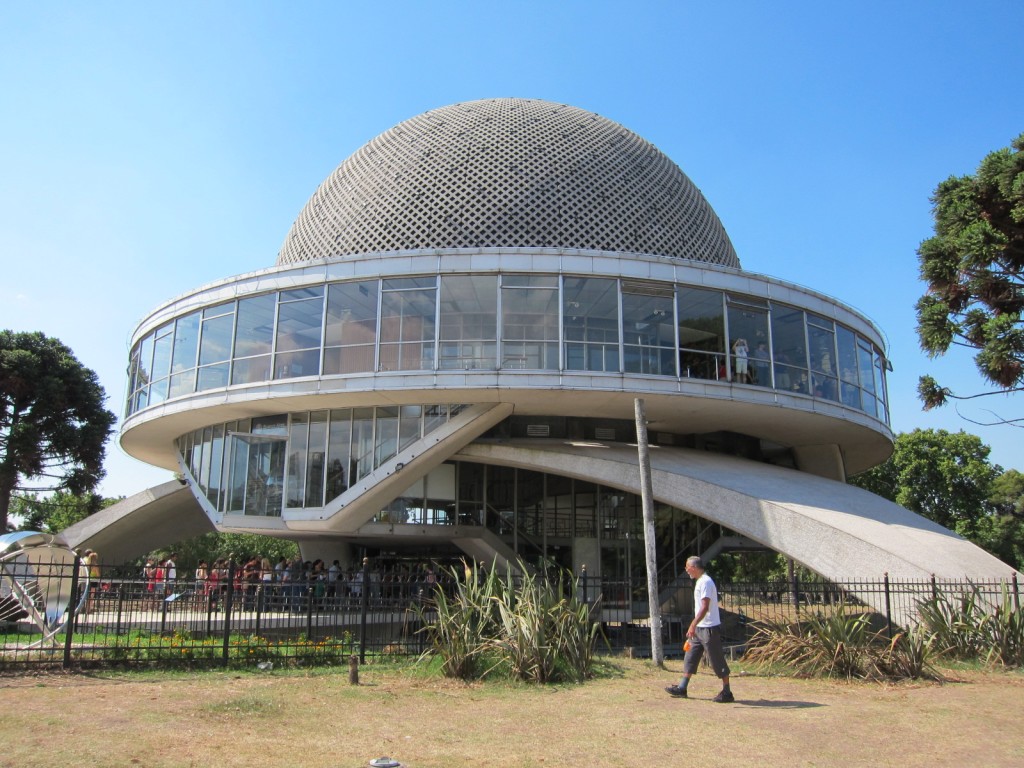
left=1, top=1, right=1022, bottom=498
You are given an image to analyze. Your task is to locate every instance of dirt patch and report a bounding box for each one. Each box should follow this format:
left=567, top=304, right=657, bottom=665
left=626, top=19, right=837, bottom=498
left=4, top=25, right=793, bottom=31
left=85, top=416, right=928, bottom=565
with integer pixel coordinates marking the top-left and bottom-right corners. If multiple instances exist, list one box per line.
left=2, top=660, right=1022, bottom=767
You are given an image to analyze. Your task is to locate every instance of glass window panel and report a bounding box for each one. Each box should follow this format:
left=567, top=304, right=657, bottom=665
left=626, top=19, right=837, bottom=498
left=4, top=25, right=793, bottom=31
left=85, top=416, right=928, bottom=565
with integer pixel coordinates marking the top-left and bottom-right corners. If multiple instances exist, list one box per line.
left=808, top=327, right=835, bottom=373
left=280, top=286, right=323, bottom=302
left=807, top=319, right=837, bottom=400
left=276, top=294, right=324, bottom=352
left=380, top=283, right=436, bottom=370
left=623, top=289, right=676, bottom=375
left=149, top=376, right=169, bottom=404
left=171, top=312, right=200, bottom=373
left=326, top=409, right=352, bottom=501
left=196, top=363, right=229, bottom=391
left=306, top=410, right=328, bottom=507
left=873, top=348, right=888, bottom=421
left=325, top=280, right=378, bottom=374
left=677, top=287, right=725, bottom=381
left=286, top=414, right=308, bottom=509
left=231, top=355, right=271, bottom=385
left=380, top=289, right=436, bottom=341
left=326, top=281, right=378, bottom=345
left=152, top=323, right=174, bottom=381
left=423, top=404, right=449, bottom=435
left=857, top=340, right=876, bottom=396
left=168, top=369, right=196, bottom=398
left=770, top=305, right=807, bottom=391
left=836, top=326, right=858, bottom=383
left=836, top=326, right=860, bottom=407
left=439, top=275, right=497, bottom=369
left=807, top=313, right=835, bottom=330
left=399, top=405, right=422, bottom=452
left=351, top=408, right=375, bottom=481
left=134, top=333, right=154, bottom=396
left=323, top=345, right=375, bottom=375
left=726, top=299, right=769, bottom=385
left=501, top=276, right=560, bottom=369
left=182, top=431, right=195, bottom=479
left=243, top=435, right=285, bottom=517
left=203, top=301, right=234, bottom=318
left=198, top=427, right=214, bottom=496
left=274, top=349, right=319, bottom=379
left=563, top=277, right=619, bottom=372
left=133, top=388, right=149, bottom=412
left=208, top=424, right=225, bottom=512
left=234, top=293, right=276, bottom=358
left=375, top=406, right=399, bottom=467
left=199, top=313, right=235, bottom=366
left=677, top=288, right=724, bottom=353
left=227, top=432, right=247, bottom=513
left=378, top=341, right=433, bottom=371
left=501, top=341, right=559, bottom=370
left=383, top=276, right=436, bottom=290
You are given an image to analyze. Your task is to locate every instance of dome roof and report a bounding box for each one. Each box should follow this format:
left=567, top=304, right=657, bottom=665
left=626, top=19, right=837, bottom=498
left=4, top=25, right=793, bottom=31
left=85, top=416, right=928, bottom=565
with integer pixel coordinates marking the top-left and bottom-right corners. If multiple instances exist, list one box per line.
left=277, top=98, right=739, bottom=268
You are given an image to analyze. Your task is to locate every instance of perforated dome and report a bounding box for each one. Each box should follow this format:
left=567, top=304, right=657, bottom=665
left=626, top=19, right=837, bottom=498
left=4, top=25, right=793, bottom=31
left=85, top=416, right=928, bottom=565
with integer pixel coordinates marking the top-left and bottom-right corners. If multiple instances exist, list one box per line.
left=277, top=98, right=739, bottom=268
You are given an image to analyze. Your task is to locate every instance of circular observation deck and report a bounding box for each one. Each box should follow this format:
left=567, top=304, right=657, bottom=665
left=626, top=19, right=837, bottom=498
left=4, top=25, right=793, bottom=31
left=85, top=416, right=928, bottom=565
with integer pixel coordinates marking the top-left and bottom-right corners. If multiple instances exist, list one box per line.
left=120, top=248, right=892, bottom=478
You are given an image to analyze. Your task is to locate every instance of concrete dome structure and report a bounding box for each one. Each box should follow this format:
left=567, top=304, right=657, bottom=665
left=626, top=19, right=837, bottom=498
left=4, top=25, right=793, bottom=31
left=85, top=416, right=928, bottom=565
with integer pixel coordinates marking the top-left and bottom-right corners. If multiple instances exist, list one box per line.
left=65, top=99, right=1017, bottom=619
left=277, top=98, right=739, bottom=268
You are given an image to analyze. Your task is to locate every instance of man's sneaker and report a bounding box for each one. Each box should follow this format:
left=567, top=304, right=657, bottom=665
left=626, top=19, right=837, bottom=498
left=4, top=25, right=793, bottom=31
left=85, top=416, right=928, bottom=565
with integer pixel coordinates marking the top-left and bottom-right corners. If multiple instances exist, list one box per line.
left=664, top=686, right=687, bottom=698
left=712, top=690, right=735, bottom=703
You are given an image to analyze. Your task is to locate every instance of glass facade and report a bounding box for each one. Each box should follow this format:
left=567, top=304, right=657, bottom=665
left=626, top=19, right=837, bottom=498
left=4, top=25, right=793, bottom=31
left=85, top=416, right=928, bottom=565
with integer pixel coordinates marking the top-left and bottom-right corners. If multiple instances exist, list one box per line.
left=130, top=272, right=889, bottom=423
left=179, top=420, right=706, bottom=580
left=178, top=405, right=463, bottom=516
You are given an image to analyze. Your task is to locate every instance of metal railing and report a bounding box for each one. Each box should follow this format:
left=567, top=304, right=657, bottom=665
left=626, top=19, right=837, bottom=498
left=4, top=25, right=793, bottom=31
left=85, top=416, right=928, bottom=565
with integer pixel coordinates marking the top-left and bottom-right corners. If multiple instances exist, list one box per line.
left=2, top=559, right=1020, bottom=669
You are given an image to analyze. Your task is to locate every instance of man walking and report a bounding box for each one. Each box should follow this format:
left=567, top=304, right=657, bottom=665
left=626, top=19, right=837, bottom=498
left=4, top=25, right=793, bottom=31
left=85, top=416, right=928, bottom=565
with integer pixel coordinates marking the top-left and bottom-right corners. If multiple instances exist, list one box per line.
left=665, top=556, right=734, bottom=703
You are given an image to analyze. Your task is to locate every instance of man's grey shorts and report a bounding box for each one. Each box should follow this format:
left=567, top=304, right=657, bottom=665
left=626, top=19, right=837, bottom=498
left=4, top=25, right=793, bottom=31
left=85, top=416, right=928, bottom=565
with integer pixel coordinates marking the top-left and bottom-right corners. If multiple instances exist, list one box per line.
left=682, top=625, right=730, bottom=678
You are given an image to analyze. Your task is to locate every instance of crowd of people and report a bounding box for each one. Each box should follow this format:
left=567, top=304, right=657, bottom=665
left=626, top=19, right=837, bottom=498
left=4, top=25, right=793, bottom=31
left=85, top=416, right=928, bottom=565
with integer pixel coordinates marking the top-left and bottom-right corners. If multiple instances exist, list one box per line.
left=136, top=555, right=445, bottom=612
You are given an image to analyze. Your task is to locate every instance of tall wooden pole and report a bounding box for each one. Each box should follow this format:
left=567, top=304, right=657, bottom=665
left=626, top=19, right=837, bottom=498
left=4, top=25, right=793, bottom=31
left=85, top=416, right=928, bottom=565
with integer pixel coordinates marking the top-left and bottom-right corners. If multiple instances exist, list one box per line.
left=634, top=398, right=664, bottom=666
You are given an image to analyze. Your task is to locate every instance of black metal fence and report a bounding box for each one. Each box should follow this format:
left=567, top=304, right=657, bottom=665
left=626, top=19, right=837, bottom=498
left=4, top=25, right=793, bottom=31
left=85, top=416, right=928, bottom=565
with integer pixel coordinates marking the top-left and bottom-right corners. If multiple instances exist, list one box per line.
left=2, top=557, right=1020, bottom=670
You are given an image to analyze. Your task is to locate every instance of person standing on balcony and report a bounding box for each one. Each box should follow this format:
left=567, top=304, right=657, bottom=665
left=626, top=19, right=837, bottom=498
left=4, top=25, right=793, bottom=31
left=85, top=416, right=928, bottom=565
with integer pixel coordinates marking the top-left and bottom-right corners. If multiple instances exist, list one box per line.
left=665, top=556, right=734, bottom=703
left=731, top=338, right=749, bottom=383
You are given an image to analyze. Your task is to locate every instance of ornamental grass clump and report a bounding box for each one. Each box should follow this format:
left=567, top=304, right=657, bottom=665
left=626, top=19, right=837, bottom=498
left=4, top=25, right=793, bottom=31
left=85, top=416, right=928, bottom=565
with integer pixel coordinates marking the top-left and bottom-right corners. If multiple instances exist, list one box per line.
left=489, top=567, right=602, bottom=683
left=917, top=583, right=1024, bottom=668
left=416, top=562, right=503, bottom=680
left=743, top=608, right=939, bottom=681
left=416, top=560, right=602, bottom=683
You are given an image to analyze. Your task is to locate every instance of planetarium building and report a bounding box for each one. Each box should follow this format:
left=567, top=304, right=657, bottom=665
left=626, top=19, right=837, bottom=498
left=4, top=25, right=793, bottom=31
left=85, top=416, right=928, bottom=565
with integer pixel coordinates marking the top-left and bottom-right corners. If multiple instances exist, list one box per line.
left=74, top=98, right=1012, bottom=587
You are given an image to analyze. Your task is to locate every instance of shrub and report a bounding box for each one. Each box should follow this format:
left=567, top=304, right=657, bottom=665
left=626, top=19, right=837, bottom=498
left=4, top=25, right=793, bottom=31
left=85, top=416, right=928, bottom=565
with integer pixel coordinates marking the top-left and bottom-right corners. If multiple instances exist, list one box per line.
left=743, top=608, right=939, bottom=681
left=917, top=583, right=1024, bottom=668
left=416, top=561, right=602, bottom=683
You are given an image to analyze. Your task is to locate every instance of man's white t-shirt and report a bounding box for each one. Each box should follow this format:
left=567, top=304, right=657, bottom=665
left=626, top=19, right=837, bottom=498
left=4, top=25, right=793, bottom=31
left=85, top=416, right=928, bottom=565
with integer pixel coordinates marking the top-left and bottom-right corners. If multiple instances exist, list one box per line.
left=694, top=572, right=721, bottom=628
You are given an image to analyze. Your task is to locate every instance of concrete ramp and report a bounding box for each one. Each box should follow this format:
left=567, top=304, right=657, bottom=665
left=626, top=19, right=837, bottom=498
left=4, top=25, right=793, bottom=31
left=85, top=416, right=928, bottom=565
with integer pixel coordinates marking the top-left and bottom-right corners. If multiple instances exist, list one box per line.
left=458, top=440, right=1020, bottom=583
left=458, top=440, right=1021, bottom=624
left=60, top=481, right=213, bottom=563
left=305, top=402, right=514, bottom=533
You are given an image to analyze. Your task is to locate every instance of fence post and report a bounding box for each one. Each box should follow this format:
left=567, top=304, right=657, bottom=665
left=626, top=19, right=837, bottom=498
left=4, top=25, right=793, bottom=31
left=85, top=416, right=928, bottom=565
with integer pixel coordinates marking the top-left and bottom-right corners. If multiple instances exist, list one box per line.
left=255, top=585, right=264, bottom=636
left=63, top=554, right=82, bottom=669
left=115, top=582, right=126, bottom=636
left=306, top=583, right=315, bottom=639
left=930, top=573, right=937, bottom=602
left=883, top=572, right=892, bottom=640
left=581, top=564, right=589, bottom=608
left=206, top=590, right=214, bottom=638
left=1012, top=572, right=1020, bottom=613
left=359, top=556, right=370, bottom=664
left=221, top=560, right=236, bottom=667
left=160, top=592, right=169, bottom=634
left=787, top=559, right=799, bottom=616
